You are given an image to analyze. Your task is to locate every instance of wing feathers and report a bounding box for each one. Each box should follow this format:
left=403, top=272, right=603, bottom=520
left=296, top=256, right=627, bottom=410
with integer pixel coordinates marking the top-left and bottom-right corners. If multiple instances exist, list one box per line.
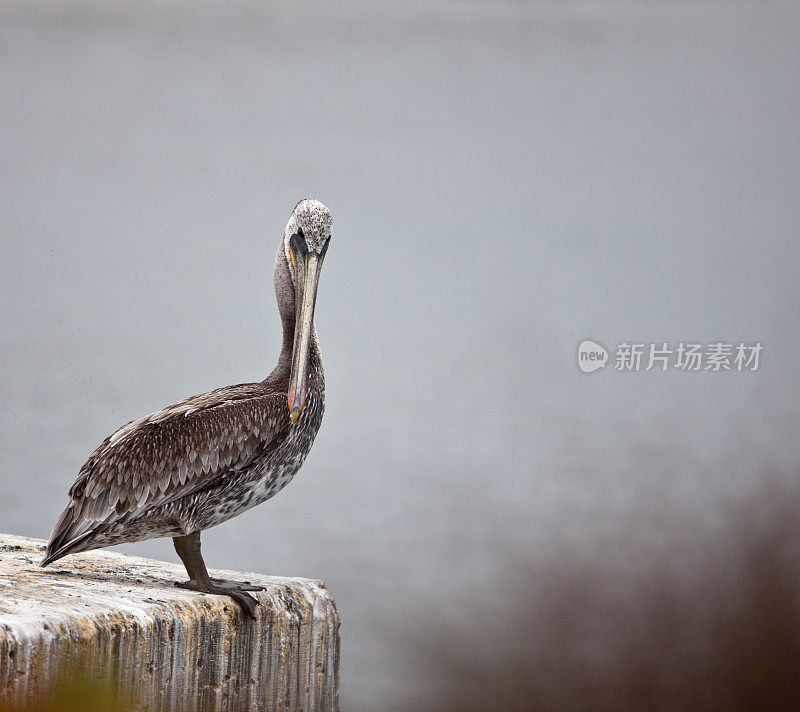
left=42, top=384, right=287, bottom=565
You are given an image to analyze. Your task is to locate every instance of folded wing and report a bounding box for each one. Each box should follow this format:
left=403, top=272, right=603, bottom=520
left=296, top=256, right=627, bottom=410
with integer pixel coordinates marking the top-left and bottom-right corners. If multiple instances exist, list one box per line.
left=42, top=383, right=287, bottom=565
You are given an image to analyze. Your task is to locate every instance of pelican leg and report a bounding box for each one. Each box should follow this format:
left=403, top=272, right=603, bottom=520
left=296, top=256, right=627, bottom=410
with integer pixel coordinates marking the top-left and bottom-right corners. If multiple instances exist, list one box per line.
left=173, top=531, right=260, bottom=619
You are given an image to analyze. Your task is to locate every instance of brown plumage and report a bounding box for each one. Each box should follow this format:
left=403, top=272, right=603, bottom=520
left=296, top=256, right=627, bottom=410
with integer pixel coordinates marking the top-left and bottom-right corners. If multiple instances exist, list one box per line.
left=41, top=199, right=332, bottom=617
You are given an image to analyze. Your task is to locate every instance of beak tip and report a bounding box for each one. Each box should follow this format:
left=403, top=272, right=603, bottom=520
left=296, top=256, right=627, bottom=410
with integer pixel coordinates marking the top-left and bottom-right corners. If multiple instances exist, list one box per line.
left=290, top=408, right=300, bottom=424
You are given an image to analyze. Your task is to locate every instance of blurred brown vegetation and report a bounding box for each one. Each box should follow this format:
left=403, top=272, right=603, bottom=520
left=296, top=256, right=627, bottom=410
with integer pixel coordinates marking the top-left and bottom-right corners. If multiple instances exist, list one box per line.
left=0, top=673, right=121, bottom=712
left=3, top=482, right=799, bottom=712
left=422, top=480, right=800, bottom=712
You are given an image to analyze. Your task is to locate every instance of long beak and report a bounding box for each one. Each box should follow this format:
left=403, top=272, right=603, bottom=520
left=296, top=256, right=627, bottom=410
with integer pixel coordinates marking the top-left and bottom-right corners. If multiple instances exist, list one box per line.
left=288, top=250, right=324, bottom=423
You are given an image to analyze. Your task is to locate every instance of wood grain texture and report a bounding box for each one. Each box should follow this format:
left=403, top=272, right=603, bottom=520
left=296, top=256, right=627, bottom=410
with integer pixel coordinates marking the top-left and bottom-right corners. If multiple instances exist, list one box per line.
left=0, top=535, right=339, bottom=711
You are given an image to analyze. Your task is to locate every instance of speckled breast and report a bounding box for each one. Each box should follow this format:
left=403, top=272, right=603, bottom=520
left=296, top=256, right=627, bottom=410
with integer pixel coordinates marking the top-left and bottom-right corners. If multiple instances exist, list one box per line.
left=187, top=387, right=325, bottom=533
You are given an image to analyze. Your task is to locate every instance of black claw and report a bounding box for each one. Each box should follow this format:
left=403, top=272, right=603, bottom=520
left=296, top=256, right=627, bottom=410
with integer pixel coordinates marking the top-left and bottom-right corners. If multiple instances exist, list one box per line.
left=229, top=590, right=259, bottom=619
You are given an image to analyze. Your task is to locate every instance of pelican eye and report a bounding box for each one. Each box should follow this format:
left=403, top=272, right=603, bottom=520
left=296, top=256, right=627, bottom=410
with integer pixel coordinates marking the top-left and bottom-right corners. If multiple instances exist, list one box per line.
left=290, top=231, right=308, bottom=256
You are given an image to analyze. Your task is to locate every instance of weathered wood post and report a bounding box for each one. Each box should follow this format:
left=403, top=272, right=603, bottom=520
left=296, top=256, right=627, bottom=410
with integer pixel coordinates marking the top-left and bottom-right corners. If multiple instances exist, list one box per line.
left=0, top=534, right=339, bottom=711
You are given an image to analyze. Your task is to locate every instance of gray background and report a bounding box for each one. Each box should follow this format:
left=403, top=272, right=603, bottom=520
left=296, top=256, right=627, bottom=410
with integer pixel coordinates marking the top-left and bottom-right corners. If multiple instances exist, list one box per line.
left=2, top=2, right=799, bottom=709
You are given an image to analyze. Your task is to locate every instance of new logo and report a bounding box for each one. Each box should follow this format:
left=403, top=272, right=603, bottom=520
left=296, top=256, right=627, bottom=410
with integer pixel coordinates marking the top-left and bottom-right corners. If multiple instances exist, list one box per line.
left=577, top=340, right=608, bottom=373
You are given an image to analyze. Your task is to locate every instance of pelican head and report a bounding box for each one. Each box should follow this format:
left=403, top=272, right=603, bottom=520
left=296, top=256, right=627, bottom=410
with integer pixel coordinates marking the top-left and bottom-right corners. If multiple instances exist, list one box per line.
left=282, top=199, right=331, bottom=424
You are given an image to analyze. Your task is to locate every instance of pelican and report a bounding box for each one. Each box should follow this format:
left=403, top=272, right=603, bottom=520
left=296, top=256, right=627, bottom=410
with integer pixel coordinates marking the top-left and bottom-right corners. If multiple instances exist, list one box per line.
left=41, top=199, right=332, bottom=618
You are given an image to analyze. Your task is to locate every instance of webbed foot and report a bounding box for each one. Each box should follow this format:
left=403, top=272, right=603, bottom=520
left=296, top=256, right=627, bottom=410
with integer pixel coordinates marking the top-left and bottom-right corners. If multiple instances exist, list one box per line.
left=175, top=579, right=259, bottom=619
left=208, top=576, right=264, bottom=592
